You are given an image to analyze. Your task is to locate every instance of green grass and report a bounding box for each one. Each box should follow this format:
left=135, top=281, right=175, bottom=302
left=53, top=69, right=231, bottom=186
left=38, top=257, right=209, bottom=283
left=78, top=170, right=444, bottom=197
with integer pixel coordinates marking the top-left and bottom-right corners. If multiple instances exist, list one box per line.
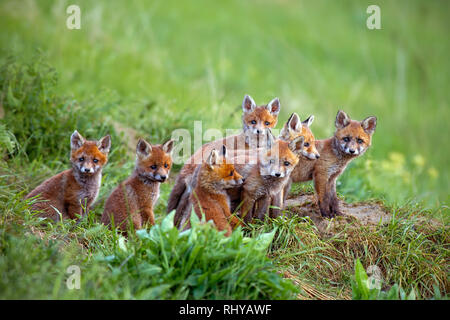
left=0, top=0, right=448, bottom=300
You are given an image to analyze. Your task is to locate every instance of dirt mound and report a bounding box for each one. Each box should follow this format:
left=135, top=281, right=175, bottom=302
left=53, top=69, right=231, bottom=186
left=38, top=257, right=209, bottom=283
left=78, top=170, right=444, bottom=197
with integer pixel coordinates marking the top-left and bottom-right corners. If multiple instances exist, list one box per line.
left=285, top=194, right=390, bottom=236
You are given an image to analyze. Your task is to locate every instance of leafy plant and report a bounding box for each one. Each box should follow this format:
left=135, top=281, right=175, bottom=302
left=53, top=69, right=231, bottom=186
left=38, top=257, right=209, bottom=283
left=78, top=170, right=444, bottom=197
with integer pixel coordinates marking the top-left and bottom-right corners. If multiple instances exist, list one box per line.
left=351, top=259, right=416, bottom=300
left=96, top=211, right=298, bottom=299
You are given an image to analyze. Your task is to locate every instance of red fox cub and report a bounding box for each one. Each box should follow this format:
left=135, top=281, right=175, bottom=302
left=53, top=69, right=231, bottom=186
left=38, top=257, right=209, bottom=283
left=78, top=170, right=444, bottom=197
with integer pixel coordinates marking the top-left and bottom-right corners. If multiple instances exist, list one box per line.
left=189, top=146, right=244, bottom=236
left=231, top=113, right=319, bottom=215
left=279, top=113, right=320, bottom=160
left=232, top=136, right=304, bottom=222
left=287, top=110, right=377, bottom=218
left=101, top=138, right=174, bottom=233
left=169, top=94, right=280, bottom=218
left=25, top=130, right=111, bottom=221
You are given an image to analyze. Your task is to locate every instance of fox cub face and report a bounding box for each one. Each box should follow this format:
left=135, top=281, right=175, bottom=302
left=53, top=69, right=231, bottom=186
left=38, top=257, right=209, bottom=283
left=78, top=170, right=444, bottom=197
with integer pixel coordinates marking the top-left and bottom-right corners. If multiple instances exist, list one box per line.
left=279, top=113, right=320, bottom=160
left=206, top=146, right=244, bottom=188
left=135, top=138, right=175, bottom=183
left=70, top=130, right=111, bottom=175
left=335, top=110, right=377, bottom=156
left=259, top=137, right=303, bottom=178
left=242, top=94, right=280, bottom=139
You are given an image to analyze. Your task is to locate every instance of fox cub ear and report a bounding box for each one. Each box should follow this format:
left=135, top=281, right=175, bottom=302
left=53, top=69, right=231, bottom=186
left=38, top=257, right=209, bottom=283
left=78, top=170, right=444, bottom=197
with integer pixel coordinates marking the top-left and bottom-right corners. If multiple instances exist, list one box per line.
left=361, top=116, right=377, bottom=135
left=97, top=135, right=111, bottom=154
left=265, top=128, right=275, bottom=149
left=136, top=138, right=152, bottom=159
left=220, top=145, right=228, bottom=158
left=288, top=135, right=305, bottom=156
left=302, top=115, right=314, bottom=127
left=266, top=97, right=280, bottom=115
left=242, top=94, right=256, bottom=113
left=162, top=139, right=175, bottom=154
left=335, top=110, right=350, bottom=129
left=71, top=130, right=85, bottom=150
left=206, top=149, right=220, bottom=169
left=287, top=113, right=301, bottom=132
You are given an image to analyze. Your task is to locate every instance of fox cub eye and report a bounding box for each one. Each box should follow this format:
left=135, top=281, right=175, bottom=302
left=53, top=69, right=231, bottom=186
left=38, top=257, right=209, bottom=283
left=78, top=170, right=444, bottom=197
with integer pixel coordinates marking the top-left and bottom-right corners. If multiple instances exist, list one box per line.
left=343, top=137, right=350, bottom=142
left=357, top=138, right=364, bottom=144
left=229, top=170, right=234, bottom=176
left=93, top=159, right=98, bottom=163
left=79, top=157, right=84, bottom=162
left=304, top=142, right=310, bottom=147
left=151, top=165, right=157, bottom=170
left=284, top=161, right=290, bottom=166
left=251, top=120, right=257, bottom=125
left=264, top=121, right=270, bottom=126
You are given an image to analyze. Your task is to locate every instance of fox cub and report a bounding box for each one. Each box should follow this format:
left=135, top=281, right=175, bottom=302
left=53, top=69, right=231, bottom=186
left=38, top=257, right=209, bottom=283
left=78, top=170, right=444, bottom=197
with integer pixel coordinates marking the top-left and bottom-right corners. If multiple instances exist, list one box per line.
left=286, top=110, right=377, bottom=217
left=101, top=138, right=174, bottom=233
left=188, top=146, right=244, bottom=236
left=232, top=136, right=304, bottom=222
left=168, top=94, right=280, bottom=216
left=231, top=113, right=318, bottom=219
left=26, top=130, right=111, bottom=221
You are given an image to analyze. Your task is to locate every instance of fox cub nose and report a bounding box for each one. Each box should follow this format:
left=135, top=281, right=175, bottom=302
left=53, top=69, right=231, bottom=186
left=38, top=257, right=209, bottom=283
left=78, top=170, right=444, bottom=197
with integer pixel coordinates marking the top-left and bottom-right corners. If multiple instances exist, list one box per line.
left=160, top=175, right=167, bottom=181
left=349, top=149, right=355, bottom=154
left=316, top=154, right=320, bottom=159
left=275, top=173, right=281, bottom=177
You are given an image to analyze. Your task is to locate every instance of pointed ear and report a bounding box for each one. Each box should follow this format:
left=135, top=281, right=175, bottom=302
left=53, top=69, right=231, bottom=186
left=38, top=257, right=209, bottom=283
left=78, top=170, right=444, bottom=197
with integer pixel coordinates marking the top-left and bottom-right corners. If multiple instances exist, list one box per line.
left=162, top=139, right=175, bottom=154
left=361, top=116, right=377, bottom=135
left=136, top=138, right=152, bottom=159
left=302, top=115, right=314, bottom=127
left=266, top=97, right=280, bottom=115
left=242, top=94, right=256, bottom=113
left=335, top=110, right=350, bottom=129
left=71, top=130, right=85, bottom=150
left=288, top=135, right=304, bottom=155
left=97, top=135, right=111, bottom=154
left=287, top=113, right=301, bottom=132
left=266, top=128, right=275, bottom=149
left=206, top=149, right=220, bottom=169
left=220, top=145, right=227, bottom=158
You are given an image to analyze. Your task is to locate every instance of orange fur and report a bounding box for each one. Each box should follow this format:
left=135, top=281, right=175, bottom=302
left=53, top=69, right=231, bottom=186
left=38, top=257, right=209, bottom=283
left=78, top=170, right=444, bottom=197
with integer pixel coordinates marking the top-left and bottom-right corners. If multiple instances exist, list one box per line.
left=190, top=148, right=244, bottom=236
left=25, top=131, right=111, bottom=221
left=286, top=111, right=377, bottom=217
left=231, top=139, right=303, bottom=222
left=169, top=95, right=280, bottom=223
left=101, top=138, right=174, bottom=234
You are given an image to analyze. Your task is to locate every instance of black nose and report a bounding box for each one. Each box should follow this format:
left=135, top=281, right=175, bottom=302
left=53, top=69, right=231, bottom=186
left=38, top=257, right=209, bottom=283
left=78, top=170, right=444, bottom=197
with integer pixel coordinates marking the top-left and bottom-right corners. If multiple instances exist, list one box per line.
left=275, top=173, right=281, bottom=177
left=160, top=175, right=167, bottom=181
left=241, top=178, right=245, bottom=182
left=256, top=130, right=261, bottom=134
left=349, top=149, right=355, bottom=154
left=316, top=155, right=320, bottom=159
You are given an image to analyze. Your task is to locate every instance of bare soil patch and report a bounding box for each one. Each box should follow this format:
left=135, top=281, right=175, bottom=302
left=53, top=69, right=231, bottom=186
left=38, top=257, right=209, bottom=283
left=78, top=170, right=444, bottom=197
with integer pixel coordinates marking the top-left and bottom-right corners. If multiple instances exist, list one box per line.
left=285, top=193, right=391, bottom=236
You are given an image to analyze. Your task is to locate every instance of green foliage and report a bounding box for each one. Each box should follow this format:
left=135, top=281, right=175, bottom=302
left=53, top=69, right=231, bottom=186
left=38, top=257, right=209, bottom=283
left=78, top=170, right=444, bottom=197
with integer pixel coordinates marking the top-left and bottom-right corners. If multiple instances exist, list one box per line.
left=0, top=53, right=126, bottom=166
left=351, top=259, right=416, bottom=300
left=0, top=124, right=17, bottom=154
left=96, top=212, right=298, bottom=299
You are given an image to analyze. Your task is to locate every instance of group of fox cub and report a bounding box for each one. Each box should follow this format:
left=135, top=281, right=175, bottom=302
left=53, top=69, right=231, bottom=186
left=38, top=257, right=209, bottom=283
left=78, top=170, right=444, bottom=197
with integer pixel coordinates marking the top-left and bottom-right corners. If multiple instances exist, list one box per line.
left=26, top=95, right=377, bottom=236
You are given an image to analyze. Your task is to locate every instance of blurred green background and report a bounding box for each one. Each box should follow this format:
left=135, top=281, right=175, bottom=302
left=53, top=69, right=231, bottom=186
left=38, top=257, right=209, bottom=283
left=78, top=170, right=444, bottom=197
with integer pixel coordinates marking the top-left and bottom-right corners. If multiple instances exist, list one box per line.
left=0, top=0, right=448, bottom=208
